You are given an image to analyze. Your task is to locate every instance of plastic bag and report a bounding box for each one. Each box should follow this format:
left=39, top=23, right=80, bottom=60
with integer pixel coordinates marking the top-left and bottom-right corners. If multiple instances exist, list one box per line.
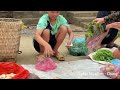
left=86, top=33, right=104, bottom=49
left=111, top=59, right=120, bottom=66
left=35, top=58, right=57, bottom=72
left=100, top=64, right=120, bottom=79
left=0, top=62, right=30, bottom=79
left=68, top=37, right=88, bottom=56
left=72, top=37, right=85, bottom=43
left=85, top=21, right=107, bottom=52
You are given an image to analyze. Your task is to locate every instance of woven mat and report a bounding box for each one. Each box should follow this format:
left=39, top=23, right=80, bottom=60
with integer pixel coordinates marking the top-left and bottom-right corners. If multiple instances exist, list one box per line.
left=22, top=59, right=110, bottom=79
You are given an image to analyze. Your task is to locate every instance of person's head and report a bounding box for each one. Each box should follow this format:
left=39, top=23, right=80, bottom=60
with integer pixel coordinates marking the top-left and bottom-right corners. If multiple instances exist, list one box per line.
left=48, top=11, right=60, bottom=20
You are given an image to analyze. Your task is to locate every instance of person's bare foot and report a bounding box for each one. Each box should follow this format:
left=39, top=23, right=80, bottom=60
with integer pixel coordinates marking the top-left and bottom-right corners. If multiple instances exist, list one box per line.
left=53, top=51, right=65, bottom=61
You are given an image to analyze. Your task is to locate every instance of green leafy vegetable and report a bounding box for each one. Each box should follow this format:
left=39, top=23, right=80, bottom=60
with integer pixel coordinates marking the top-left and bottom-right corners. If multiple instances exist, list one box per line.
left=85, top=21, right=104, bottom=39
left=93, top=49, right=115, bottom=62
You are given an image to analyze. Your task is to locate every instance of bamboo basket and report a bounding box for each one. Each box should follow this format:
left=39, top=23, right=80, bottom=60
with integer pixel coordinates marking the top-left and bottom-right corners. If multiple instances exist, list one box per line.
left=0, top=18, right=22, bottom=62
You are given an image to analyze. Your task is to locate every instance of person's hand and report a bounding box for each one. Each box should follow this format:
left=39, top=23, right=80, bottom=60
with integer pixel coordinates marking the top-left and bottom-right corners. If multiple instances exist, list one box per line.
left=106, top=22, right=120, bottom=31
left=93, top=18, right=105, bottom=24
left=37, top=54, right=46, bottom=62
left=110, top=22, right=120, bottom=30
left=106, top=24, right=112, bottom=31
left=66, top=40, right=72, bottom=48
left=44, top=44, right=54, bottom=57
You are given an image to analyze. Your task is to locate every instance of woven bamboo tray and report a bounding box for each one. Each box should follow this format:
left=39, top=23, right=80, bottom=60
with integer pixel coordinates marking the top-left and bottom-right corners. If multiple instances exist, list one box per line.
left=0, top=18, right=22, bottom=62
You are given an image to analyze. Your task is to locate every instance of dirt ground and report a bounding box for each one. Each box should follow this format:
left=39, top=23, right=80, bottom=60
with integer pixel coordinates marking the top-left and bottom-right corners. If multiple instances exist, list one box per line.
left=16, top=25, right=120, bottom=65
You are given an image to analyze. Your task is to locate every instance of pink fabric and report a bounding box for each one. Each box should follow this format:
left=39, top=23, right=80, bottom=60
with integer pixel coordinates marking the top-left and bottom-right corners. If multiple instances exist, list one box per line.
left=86, top=33, right=104, bottom=49
left=100, top=64, right=120, bottom=79
left=35, top=58, right=57, bottom=72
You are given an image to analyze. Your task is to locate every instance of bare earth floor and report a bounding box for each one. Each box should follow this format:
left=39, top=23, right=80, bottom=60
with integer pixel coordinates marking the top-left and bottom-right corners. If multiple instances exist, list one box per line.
left=17, top=29, right=120, bottom=64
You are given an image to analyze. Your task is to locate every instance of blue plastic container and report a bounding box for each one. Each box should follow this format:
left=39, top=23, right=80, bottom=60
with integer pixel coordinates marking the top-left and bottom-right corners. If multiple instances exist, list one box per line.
left=111, top=59, right=120, bottom=66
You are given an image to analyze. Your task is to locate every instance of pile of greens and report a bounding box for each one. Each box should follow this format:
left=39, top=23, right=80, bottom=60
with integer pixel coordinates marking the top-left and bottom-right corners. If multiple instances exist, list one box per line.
left=93, top=49, right=115, bottom=62
left=85, top=21, right=104, bottom=39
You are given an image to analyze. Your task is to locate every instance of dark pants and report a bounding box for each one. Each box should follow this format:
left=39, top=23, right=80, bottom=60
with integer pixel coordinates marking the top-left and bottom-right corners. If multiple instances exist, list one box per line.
left=33, top=21, right=57, bottom=53
left=97, top=11, right=118, bottom=44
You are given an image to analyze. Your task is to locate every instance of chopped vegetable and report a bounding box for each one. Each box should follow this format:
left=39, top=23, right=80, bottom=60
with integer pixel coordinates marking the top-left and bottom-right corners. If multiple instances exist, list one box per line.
left=93, top=49, right=115, bottom=62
